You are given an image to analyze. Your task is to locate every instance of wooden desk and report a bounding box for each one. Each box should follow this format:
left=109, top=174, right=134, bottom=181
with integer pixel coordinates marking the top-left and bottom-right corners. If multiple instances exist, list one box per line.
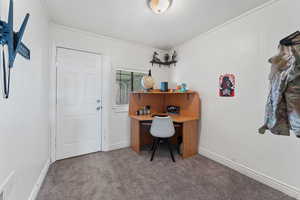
left=129, top=90, right=201, bottom=159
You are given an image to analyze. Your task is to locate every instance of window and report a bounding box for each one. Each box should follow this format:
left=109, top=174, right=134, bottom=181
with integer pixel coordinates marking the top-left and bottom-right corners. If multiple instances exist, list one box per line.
left=116, top=70, right=147, bottom=105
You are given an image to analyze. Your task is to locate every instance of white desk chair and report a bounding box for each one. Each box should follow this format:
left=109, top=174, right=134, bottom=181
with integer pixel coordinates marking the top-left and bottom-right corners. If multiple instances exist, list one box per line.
left=150, top=116, right=176, bottom=162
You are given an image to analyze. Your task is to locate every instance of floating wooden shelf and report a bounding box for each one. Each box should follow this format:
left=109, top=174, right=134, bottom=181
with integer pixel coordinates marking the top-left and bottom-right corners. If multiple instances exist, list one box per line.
left=130, top=114, right=199, bottom=123
left=132, top=89, right=196, bottom=100
left=132, top=89, right=195, bottom=94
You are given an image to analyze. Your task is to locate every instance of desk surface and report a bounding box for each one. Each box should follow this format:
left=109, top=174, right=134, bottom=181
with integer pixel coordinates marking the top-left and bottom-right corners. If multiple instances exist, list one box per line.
left=129, top=114, right=199, bottom=123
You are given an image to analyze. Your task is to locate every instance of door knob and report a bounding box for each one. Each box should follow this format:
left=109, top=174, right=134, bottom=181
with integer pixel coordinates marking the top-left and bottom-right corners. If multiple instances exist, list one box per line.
left=97, top=100, right=101, bottom=103
left=96, top=106, right=101, bottom=111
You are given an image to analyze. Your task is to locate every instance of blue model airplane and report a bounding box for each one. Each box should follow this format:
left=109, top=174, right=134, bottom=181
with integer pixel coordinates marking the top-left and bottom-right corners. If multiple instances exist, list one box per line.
left=0, top=0, right=30, bottom=98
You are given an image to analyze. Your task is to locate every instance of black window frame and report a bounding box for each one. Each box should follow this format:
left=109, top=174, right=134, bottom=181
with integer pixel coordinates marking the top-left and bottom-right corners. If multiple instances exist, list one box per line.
left=115, top=69, right=146, bottom=105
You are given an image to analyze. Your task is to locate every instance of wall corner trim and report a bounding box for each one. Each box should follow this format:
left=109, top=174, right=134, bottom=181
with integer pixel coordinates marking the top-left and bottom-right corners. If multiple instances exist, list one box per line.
left=199, top=147, right=300, bottom=200
left=27, top=159, right=51, bottom=200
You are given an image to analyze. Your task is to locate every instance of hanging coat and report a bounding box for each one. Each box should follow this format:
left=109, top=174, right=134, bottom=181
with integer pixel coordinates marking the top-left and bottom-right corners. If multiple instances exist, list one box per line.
left=285, top=47, right=300, bottom=137
left=259, top=45, right=300, bottom=137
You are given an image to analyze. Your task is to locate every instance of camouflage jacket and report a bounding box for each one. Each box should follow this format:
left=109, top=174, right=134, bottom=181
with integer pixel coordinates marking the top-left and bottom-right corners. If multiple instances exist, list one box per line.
left=259, top=49, right=300, bottom=137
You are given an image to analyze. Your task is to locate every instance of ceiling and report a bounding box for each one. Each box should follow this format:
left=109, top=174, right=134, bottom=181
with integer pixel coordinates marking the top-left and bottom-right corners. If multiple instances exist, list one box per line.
left=45, top=0, right=271, bottom=50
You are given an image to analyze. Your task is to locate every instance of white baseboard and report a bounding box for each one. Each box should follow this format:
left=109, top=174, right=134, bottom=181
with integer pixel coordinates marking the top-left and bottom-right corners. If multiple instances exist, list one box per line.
left=28, top=159, right=51, bottom=200
left=106, top=141, right=130, bottom=151
left=0, top=171, right=15, bottom=199
left=199, top=148, right=300, bottom=200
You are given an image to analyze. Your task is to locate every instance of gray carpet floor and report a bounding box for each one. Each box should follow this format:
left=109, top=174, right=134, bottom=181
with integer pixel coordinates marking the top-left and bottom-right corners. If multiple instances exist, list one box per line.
left=37, top=147, right=295, bottom=200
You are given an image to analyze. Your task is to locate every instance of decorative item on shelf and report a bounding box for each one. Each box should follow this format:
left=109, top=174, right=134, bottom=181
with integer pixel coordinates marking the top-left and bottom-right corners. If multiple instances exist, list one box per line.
left=153, top=51, right=161, bottom=63
left=137, top=105, right=151, bottom=116
left=164, top=53, right=170, bottom=62
left=145, top=105, right=151, bottom=115
left=0, top=0, right=30, bottom=99
left=141, top=69, right=155, bottom=91
left=167, top=105, right=180, bottom=114
left=160, top=82, right=169, bottom=92
left=180, top=83, right=188, bottom=93
left=176, top=84, right=181, bottom=91
left=219, top=74, right=235, bottom=97
left=150, top=51, right=177, bottom=67
left=171, top=51, right=177, bottom=63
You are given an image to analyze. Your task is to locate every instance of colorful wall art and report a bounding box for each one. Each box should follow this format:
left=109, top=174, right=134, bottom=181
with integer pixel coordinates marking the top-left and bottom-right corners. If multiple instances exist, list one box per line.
left=219, top=74, right=235, bottom=97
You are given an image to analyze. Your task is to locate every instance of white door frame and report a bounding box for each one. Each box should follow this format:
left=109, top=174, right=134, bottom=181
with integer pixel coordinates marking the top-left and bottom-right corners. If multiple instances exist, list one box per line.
left=49, top=43, right=110, bottom=163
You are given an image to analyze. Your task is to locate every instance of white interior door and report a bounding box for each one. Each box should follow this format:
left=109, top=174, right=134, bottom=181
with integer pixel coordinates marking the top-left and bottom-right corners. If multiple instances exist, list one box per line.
left=56, top=48, right=102, bottom=160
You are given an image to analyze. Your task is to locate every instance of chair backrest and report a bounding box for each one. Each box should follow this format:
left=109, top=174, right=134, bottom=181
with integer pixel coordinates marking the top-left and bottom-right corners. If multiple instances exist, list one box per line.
left=150, top=116, right=175, bottom=138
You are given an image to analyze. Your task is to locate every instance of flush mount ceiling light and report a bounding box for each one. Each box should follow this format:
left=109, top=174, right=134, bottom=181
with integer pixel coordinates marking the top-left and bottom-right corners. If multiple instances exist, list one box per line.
left=148, top=0, right=173, bottom=14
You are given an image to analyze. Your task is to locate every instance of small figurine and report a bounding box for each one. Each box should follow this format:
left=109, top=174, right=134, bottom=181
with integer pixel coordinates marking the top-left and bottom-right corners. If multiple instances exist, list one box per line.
left=164, top=53, right=170, bottom=62
left=151, top=52, right=162, bottom=67
left=180, top=83, right=188, bottom=92
left=152, top=52, right=161, bottom=62
left=171, top=51, right=178, bottom=62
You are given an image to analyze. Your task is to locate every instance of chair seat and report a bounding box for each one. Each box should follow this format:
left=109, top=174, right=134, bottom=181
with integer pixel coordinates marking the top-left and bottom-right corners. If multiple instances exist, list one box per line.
left=149, top=116, right=176, bottom=162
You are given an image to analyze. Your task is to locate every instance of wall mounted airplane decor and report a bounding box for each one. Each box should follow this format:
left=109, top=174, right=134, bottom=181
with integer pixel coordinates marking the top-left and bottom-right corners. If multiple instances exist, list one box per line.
left=0, top=0, right=30, bottom=99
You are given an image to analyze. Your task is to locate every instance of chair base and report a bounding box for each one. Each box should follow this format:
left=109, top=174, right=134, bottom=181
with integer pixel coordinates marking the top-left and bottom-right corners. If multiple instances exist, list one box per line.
left=150, top=137, right=175, bottom=162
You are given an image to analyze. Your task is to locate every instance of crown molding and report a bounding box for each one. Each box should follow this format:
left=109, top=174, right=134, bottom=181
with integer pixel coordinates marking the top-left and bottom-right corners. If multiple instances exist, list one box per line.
left=50, top=23, right=169, bottom=52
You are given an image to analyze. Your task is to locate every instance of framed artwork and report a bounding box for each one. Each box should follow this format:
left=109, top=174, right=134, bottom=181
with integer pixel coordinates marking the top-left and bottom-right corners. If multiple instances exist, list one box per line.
left=219, top=74, right=235, bottom=97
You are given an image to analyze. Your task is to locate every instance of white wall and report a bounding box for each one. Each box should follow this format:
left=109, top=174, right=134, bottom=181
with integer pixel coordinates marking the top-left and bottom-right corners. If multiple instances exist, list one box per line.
left=0, top=0, right=50, bottom=200
left=172, top=0, right=300, bottom=197
left=50, top=24, right=171, bottom=154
